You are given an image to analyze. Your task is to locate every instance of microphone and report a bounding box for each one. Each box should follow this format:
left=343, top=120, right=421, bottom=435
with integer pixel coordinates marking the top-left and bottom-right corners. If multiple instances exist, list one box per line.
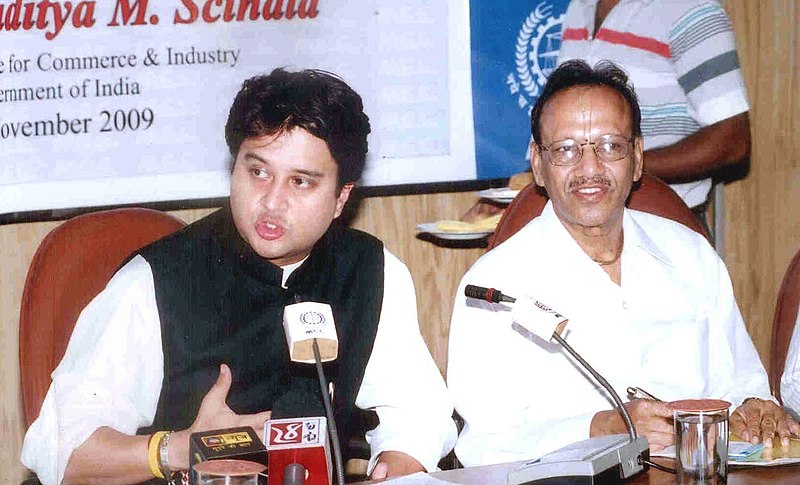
left=464, top=284, right=516, bottom=303
left=464, top=285, right=649, bottom=483
left=282, top=301, right=338, bottom=363
left=278, top=301, right=345, bottom=485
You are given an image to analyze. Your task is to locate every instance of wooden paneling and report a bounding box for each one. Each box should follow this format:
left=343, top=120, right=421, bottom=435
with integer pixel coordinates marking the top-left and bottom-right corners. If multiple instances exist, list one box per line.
left=349, top=192, right=485, bottom=374
left=723, top=0, right=800, bottom=367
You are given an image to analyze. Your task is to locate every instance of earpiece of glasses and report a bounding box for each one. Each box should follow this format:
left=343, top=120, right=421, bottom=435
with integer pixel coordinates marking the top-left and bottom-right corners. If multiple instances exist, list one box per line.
left=539, top=134, right=634, bottom=166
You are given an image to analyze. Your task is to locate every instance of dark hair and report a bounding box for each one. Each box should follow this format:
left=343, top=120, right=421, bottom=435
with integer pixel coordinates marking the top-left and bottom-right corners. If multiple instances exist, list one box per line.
left=530, top=59, right=641, bottom=145
left=225, top=68, right=371, bottom=185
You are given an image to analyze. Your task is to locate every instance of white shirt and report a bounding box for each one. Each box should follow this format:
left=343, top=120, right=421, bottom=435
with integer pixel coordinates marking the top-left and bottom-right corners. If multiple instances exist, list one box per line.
left=22, top=249, right=456, bottom=485
left=780, top=304, right=800, bottom=417
left=447, top=202, right=770, bottom=467
left=557, top=0, right=749, bottom=207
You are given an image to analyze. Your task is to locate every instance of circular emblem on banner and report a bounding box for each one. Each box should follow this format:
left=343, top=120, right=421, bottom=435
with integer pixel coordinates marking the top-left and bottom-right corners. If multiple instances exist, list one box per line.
left=300, top=311, right=325, bottom=325
left=512, top=2, right=565, bottom=110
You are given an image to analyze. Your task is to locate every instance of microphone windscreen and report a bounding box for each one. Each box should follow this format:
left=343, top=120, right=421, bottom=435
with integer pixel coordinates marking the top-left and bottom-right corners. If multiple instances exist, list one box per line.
left=511, top=295, right=568, bottom=340
left=465, top=284, right=503, bottom=303
left=283, top=302, right=339, bottom=363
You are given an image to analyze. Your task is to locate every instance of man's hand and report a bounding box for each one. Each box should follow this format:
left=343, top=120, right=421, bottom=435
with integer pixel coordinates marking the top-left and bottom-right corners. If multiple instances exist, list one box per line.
left=730, top=398, right=800, bottom=447
left=590, top=399, right=674, bottom=450
left=369, top=451, right=425, bottom=480
left=169, top=364, right=272, bottom=470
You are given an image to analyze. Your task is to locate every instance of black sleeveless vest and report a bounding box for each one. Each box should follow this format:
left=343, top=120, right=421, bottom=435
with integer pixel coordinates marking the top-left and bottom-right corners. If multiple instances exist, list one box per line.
left=136, top=208, right=384, bottom=455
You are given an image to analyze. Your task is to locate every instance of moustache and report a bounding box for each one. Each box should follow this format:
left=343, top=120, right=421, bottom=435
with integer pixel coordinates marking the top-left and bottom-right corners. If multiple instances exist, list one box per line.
left=568, top=175, right=612, bottom=189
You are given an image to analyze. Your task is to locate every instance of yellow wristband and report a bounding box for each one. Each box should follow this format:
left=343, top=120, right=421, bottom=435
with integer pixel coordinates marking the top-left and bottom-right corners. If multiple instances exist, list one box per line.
left=148, top=431, right=167, bottom=479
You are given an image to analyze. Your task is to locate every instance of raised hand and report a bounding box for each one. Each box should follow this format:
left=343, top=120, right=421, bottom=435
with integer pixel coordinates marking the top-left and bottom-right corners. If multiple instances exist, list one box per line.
left=169, top=364, right=272, bottom=470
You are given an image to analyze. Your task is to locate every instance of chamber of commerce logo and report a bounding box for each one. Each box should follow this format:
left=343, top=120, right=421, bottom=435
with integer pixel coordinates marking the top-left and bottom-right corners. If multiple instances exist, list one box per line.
left=507, top=2, right=564, bottom=114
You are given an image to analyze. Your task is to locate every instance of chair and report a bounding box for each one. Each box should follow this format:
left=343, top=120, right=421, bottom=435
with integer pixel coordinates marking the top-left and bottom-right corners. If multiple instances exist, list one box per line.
left=769, top=246, right=800, bottom=403
left=488, top=172, right=710, bottom=249
left=19, top=208, right=186, bottom=427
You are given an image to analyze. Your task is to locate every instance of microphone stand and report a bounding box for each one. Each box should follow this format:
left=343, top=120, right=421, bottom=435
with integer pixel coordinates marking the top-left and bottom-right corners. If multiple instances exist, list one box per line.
left=551, top=332, right=637, bottom=441
left=313, top=338, right=345, bottom=485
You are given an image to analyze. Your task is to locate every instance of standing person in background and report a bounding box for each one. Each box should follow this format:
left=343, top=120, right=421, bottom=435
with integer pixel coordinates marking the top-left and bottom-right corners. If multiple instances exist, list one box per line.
left=558, top=0, right=750, bottom=224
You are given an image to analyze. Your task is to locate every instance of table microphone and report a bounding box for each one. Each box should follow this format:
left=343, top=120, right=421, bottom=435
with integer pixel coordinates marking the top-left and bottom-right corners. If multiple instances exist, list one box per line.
left=278, top=301, right=345, bottom=485
left=464, top=285, right=649, bottom=483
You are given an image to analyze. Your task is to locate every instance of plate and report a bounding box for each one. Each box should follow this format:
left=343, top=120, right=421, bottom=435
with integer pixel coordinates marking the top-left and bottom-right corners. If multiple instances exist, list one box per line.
left=416, top=222, right=493, bottom=240
left=477, top=187, right=519, bottom=203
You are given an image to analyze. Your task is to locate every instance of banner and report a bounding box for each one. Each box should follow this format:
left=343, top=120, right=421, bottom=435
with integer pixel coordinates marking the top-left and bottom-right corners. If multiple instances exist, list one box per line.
left=0, top=0, right=475, bottom=214
left=0, top=0, right=568, bottom=215
left=470, top=0, right=568, bottom=179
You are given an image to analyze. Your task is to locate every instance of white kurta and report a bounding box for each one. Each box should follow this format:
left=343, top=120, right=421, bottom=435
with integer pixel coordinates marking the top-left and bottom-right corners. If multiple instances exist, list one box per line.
left=22, top=249, right=456, bottom=485
left=448, top=202, right=770, bottom=467
left=780, top=306, right=800, bottom=418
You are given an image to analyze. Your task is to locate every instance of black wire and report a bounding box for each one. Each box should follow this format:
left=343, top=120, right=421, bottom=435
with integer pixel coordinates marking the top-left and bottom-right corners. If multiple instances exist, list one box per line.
left=313, top=338, right=345, bottom=485
left=642, top=458, right=677, bottom=474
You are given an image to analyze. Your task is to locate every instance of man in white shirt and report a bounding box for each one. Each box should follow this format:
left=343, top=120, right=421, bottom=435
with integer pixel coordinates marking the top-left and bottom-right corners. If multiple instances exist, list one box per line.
left=780, top=279, right=800, bottom=417
left=22, top=68, right=455, bottom=484
left=448, top=59, right=798, bottom=467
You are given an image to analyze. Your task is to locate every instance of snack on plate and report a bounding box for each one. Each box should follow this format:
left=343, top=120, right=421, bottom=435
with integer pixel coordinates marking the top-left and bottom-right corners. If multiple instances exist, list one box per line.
left=508, top=171, right=534, bottom=190
left=436, top=213, right=503, bottom=233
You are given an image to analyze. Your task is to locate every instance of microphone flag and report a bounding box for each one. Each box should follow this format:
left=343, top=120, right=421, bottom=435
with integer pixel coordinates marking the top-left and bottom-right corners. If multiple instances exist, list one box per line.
left=265, top=417, right=332, bottom=485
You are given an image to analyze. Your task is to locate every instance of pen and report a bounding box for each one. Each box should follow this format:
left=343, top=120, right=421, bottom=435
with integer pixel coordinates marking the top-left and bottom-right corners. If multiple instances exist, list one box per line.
left=626, top=386, right=662, bottom=402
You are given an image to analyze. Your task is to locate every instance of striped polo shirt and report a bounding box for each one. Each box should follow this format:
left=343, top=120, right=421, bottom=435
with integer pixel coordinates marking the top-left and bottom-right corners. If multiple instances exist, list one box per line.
left=557, top=0, right=749, bottom=208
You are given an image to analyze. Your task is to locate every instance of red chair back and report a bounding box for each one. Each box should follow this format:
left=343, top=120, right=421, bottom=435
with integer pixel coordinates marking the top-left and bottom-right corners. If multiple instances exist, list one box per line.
left=19, top=208, right=186, bottom=426
left=770, top=247, right=800, bottom=402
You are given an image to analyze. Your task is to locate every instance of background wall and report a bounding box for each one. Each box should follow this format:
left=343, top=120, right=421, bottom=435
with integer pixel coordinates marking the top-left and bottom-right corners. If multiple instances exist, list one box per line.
left=1, top=1, right=798, bottom=482
left=723, top=0, right=800, bottom=361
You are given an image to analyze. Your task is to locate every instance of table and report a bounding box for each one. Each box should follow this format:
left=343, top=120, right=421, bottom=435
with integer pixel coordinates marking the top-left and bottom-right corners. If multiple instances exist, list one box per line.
left=354, top=460, right=800, bottom=484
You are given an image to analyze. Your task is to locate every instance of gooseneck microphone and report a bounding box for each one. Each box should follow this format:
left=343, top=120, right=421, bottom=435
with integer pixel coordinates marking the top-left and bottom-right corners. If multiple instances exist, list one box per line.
left=464, top=284, right=647, bottom=483
left=464, top=284, right=636, bottom=439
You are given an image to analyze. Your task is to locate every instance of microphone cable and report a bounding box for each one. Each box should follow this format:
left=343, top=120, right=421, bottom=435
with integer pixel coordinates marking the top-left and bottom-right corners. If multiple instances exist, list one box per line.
left=640, top=456, right=677, bottom=474
left=313, top=338, right=345, bottom=485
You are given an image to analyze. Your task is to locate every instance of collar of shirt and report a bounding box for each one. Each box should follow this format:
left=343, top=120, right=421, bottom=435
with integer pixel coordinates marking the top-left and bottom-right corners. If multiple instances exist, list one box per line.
left=537, top=200, right=675, bottom=271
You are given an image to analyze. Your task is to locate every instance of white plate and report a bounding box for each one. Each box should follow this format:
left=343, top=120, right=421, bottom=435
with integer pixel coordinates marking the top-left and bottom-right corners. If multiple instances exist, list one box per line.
left=416, top=222, right=493, bottom=240
left=477, top=187, right=519, bottom=203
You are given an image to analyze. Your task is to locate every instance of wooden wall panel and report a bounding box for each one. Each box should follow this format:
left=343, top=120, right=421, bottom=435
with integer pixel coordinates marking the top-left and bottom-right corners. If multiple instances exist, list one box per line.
left=723, top=0, right=800, bottom=367
left=349, top=192, right=485, bottom=375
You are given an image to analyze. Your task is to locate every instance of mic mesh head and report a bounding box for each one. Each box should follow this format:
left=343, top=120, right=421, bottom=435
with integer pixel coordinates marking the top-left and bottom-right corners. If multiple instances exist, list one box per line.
left=465, top=284, right=500, bottom=303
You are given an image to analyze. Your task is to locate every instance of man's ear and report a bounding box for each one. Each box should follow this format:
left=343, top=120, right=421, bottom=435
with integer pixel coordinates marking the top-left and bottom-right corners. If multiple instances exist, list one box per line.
left=333, top=183, right=354, bottom=219
left=632, top=136, right=644, bottom=182
left=531, top=142, right=546, bottom=187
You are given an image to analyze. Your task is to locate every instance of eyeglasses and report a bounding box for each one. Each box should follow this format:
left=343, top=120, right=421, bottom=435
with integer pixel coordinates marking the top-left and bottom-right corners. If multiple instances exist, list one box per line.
left=539, top=134, right=634, bottom=166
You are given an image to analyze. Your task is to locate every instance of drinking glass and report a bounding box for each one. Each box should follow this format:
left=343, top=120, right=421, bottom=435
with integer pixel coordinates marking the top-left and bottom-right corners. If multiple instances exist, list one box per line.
left=669, top=399, right=731, bottom=484
left=193, top=459, right=266, bottom=485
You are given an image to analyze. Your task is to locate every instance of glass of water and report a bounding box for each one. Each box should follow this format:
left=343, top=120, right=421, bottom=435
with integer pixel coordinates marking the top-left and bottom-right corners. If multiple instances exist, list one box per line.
left=193, top=459, right=266, bottom=485
left=669, top=399, right=731, bottom=484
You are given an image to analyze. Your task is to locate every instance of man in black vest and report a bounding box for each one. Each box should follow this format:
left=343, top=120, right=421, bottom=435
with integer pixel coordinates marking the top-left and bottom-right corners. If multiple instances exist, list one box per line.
left=22, top=69, right=456, bottom=484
